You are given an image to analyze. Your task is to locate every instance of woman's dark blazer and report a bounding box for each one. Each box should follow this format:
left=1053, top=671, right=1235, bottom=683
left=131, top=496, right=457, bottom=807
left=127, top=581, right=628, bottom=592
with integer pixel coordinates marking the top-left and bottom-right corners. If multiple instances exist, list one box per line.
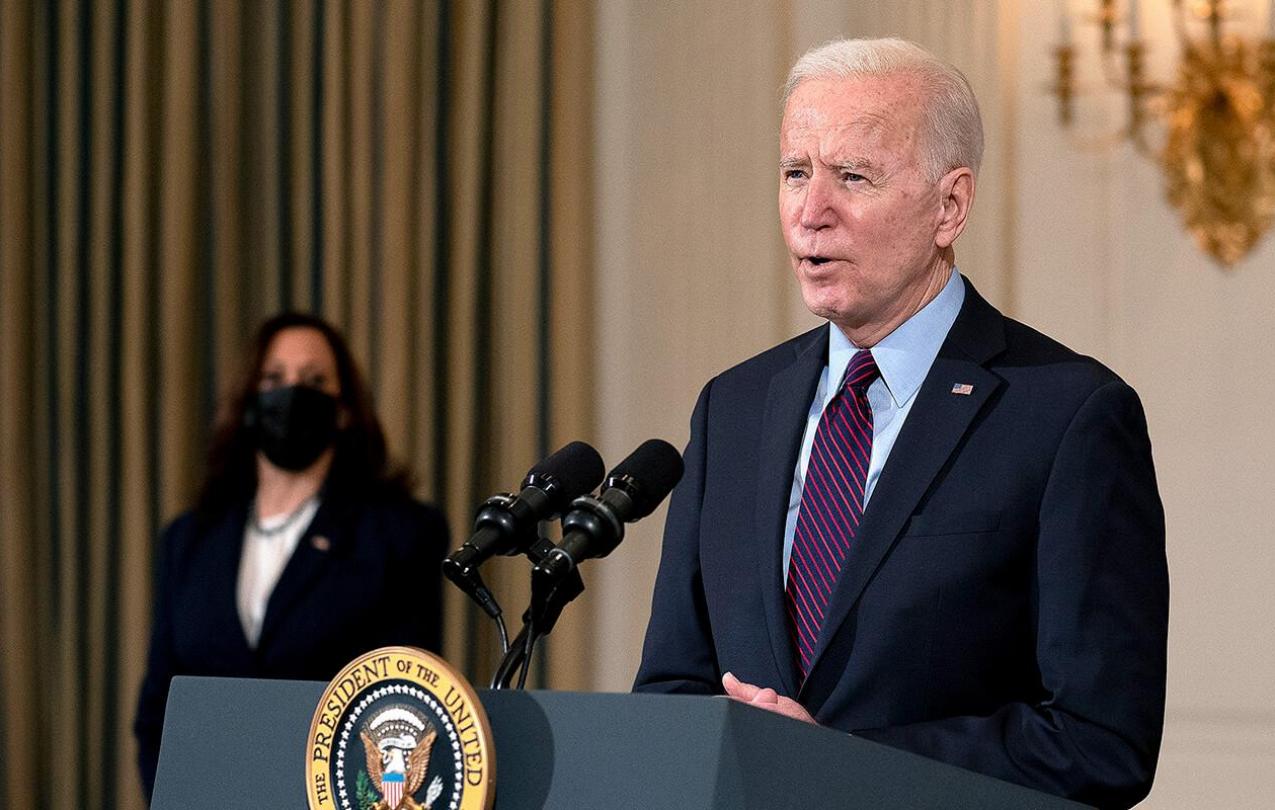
left=133, top=486, right=448, bottom=798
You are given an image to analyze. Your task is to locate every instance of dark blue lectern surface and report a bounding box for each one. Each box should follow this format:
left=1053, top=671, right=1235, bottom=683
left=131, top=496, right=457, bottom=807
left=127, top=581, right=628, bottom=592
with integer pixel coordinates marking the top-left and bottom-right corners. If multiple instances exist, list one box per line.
left=152, top=676, right=1090, bottom=809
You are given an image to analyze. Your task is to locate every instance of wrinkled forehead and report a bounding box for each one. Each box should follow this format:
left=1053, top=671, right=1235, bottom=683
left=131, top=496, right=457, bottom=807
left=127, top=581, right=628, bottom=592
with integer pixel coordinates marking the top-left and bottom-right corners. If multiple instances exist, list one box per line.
left=780, top=74, right=926, bottom=148
left=781, top=107, right=893, bottom=146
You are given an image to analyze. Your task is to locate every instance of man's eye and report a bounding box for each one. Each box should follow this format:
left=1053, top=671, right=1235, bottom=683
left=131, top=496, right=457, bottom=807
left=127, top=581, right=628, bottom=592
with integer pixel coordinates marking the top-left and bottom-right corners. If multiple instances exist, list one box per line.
left=783, top=169, right=807, bottom=182
left=843, top=171, right=866, bottom=183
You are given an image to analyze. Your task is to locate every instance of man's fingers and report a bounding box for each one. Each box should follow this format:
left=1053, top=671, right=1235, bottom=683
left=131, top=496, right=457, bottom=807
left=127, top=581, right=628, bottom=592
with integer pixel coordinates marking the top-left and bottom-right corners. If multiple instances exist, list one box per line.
left=722, top=673, right=816, bottom=725
left=721, top=675, right=817, bottom=725
left=753, top=687, right=779, bottom=704
left=721, top=671, right=761, bottom=700
left=726, top=691, right=817, bottom=725
left=773, top=696, right=817, bottom=724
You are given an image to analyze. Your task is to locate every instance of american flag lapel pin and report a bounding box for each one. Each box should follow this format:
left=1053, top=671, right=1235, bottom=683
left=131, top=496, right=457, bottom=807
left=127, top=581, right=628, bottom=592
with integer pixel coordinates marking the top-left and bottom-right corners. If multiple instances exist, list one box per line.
left=311, top=535, right=332, bottom=552
left=950, top=383, right=975, bottom=396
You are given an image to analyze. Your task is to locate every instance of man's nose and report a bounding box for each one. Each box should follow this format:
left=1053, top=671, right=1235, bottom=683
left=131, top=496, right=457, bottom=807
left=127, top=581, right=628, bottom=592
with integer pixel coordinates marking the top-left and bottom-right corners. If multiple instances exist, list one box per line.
left=798, top=174, right=837, bottom=231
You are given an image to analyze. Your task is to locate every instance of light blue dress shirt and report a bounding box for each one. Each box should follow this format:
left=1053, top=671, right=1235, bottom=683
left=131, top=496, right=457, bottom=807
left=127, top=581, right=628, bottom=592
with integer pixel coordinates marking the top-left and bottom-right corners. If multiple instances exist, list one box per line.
left=781, top=268, right=966, bottom=581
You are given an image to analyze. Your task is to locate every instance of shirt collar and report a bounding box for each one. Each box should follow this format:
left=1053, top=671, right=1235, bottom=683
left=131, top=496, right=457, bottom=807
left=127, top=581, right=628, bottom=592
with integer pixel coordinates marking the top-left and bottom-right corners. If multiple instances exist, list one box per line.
left=826, top=267, right=965, bottom=408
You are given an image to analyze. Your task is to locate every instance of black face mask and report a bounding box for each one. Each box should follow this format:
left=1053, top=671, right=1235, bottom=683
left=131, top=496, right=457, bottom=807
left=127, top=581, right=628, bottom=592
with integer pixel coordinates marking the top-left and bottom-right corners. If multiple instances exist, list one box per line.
left=246, top=385, right=340, bottom=472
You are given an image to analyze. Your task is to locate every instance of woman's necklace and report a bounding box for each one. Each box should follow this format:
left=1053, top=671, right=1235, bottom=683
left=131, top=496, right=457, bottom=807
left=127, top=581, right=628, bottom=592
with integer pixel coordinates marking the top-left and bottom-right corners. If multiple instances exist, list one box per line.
left=250, top=494, right=318, bottom=537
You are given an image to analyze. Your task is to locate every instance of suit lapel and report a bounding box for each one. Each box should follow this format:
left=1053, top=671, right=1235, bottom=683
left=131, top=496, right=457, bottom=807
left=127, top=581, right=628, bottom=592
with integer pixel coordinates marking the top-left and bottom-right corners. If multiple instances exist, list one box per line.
left=207, top=501, right=257, bottom=660
left=801, top=279, right=1007, bottom=701
left=257, top=496, right=348, bottom=648
left=755, top=327, right=828, bottom=697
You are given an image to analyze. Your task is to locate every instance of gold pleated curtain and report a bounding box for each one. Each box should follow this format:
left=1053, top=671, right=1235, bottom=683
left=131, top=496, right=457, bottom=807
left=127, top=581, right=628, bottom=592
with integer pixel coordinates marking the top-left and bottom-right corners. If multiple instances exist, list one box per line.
left=0, top=1, right=595, bottom=807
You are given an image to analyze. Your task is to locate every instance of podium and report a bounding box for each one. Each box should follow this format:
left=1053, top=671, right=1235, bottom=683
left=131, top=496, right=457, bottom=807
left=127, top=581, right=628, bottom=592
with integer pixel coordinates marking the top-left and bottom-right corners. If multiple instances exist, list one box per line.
left=152, top=676, right=1089, bottom=809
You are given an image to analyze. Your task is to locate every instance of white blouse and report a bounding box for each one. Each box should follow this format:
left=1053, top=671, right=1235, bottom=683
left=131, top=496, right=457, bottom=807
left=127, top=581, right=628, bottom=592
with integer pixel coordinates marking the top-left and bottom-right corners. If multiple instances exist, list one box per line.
left=236, top=498, right=321, bottom=648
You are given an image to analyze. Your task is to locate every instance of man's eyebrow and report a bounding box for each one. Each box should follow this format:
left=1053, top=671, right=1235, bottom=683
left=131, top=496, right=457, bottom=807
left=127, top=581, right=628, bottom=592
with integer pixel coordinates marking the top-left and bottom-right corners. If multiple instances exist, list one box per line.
left=779, top=154, right=882, bottom=173
left=827, top=155, right=878, bottom=171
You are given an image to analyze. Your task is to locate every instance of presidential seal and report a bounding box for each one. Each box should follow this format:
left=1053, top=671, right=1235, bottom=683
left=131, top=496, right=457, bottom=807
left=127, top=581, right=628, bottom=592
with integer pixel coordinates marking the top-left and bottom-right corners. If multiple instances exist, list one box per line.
left=306, top=647, right=495, bottom=810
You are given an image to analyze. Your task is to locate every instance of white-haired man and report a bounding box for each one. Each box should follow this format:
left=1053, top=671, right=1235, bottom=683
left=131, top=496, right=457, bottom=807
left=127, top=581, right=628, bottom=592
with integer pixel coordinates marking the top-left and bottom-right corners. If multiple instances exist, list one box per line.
left=635, top=38, right=1167, bottom=809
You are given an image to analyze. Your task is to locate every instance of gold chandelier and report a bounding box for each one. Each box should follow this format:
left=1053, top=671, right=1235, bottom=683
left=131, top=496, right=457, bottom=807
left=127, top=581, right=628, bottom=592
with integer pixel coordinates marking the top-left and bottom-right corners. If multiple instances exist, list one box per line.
left=1051, top=0, right=1275, bottom=266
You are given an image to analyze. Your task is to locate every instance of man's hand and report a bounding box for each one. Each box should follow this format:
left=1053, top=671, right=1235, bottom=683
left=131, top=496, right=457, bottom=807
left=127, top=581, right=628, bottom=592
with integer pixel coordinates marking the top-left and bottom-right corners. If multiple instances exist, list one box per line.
left=721, top=672, right=816, bottom=724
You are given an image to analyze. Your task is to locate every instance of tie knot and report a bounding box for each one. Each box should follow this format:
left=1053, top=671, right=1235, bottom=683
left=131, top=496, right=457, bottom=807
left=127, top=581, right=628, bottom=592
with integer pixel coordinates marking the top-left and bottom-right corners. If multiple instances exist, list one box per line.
left=843, top=350, right=879, bottom=394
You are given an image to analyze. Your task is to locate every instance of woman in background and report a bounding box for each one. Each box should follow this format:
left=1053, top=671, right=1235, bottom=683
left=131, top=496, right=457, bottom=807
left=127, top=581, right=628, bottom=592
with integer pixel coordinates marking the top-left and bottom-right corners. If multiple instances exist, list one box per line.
left=134, top=312, right=448, bottom=799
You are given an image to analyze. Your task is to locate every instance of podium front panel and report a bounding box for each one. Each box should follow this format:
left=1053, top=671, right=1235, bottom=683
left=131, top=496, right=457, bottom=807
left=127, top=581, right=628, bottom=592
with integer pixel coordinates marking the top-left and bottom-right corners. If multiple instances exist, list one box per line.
left=153, top=677, right=1089, bottom=809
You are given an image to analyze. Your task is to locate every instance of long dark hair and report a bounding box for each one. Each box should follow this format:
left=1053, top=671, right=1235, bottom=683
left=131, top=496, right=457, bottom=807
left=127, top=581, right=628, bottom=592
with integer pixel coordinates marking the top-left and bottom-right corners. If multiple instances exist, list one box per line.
left=196, top=312, right=412, bottom=514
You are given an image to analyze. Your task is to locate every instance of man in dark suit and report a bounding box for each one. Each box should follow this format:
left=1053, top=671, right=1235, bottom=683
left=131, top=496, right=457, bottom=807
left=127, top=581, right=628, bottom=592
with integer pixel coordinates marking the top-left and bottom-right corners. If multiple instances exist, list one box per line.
left=634, top=38, right=1168, bottom=809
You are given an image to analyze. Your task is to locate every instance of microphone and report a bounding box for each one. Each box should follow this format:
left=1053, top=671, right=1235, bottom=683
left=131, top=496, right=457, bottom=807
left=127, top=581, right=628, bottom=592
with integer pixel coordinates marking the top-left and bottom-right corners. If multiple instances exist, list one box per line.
left=532, top=439, right=684, bottom=585
left=443, top=441, right=605, bottom=615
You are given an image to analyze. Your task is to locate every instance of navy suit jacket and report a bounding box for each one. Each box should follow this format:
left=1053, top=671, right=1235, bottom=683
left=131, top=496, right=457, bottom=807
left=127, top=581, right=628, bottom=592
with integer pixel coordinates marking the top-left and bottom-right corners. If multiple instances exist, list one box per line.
left=634, top=279, right=1168, bottom=809
left=133, top=487, right=448, bottom=799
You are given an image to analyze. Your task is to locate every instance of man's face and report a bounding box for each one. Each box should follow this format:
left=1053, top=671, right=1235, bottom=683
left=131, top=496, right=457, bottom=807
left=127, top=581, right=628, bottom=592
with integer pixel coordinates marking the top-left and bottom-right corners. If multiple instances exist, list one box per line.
left=779, top=74, right=953, bottom=341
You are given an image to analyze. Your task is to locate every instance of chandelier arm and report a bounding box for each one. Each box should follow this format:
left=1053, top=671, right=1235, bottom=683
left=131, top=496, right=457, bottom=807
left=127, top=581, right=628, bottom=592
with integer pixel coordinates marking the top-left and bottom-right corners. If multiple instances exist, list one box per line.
left=1261, top=40, right=1275, bottom=111
left=1171, top=0, right=1192, bottom=50
left=1206, top=0, right=1224, bottom=49
left=1047, top=0, right=1275, bottom=267
left=1099, top=43, right=1128, bottom=91
left=1051, top=45, right=1077, bottom=127
left=1095, top=0, right=1119, bottom=53
left=1096, top=40, right=1163, bottom=97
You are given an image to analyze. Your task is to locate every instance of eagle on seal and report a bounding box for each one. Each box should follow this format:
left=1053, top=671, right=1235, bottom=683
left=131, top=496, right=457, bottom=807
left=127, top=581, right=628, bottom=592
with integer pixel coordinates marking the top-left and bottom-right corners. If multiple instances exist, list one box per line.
left=360, top=725, right=442, bottom=810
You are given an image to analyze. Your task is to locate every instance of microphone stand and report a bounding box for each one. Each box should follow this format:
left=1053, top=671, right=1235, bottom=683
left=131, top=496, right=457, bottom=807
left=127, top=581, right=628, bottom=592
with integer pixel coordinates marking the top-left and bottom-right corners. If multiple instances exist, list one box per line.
left=489, top=536, right=585, bottom=690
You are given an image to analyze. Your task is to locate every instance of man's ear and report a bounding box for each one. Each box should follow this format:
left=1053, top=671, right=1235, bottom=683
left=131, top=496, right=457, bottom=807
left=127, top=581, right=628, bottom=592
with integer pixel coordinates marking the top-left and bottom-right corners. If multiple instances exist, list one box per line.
left=935, top=167, right=975, bottom=249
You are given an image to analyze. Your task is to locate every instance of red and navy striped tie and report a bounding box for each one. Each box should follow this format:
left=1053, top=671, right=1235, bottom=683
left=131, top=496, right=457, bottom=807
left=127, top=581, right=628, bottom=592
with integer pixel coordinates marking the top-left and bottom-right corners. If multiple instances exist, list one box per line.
left=786, top=349, right=879, bottom=683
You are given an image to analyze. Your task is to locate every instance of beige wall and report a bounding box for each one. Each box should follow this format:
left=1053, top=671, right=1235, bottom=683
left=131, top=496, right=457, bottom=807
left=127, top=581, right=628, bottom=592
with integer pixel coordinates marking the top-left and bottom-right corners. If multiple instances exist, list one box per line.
left=591, top=1, right=1275, bottom=806
left=591, top=0, right=796, bottom=693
